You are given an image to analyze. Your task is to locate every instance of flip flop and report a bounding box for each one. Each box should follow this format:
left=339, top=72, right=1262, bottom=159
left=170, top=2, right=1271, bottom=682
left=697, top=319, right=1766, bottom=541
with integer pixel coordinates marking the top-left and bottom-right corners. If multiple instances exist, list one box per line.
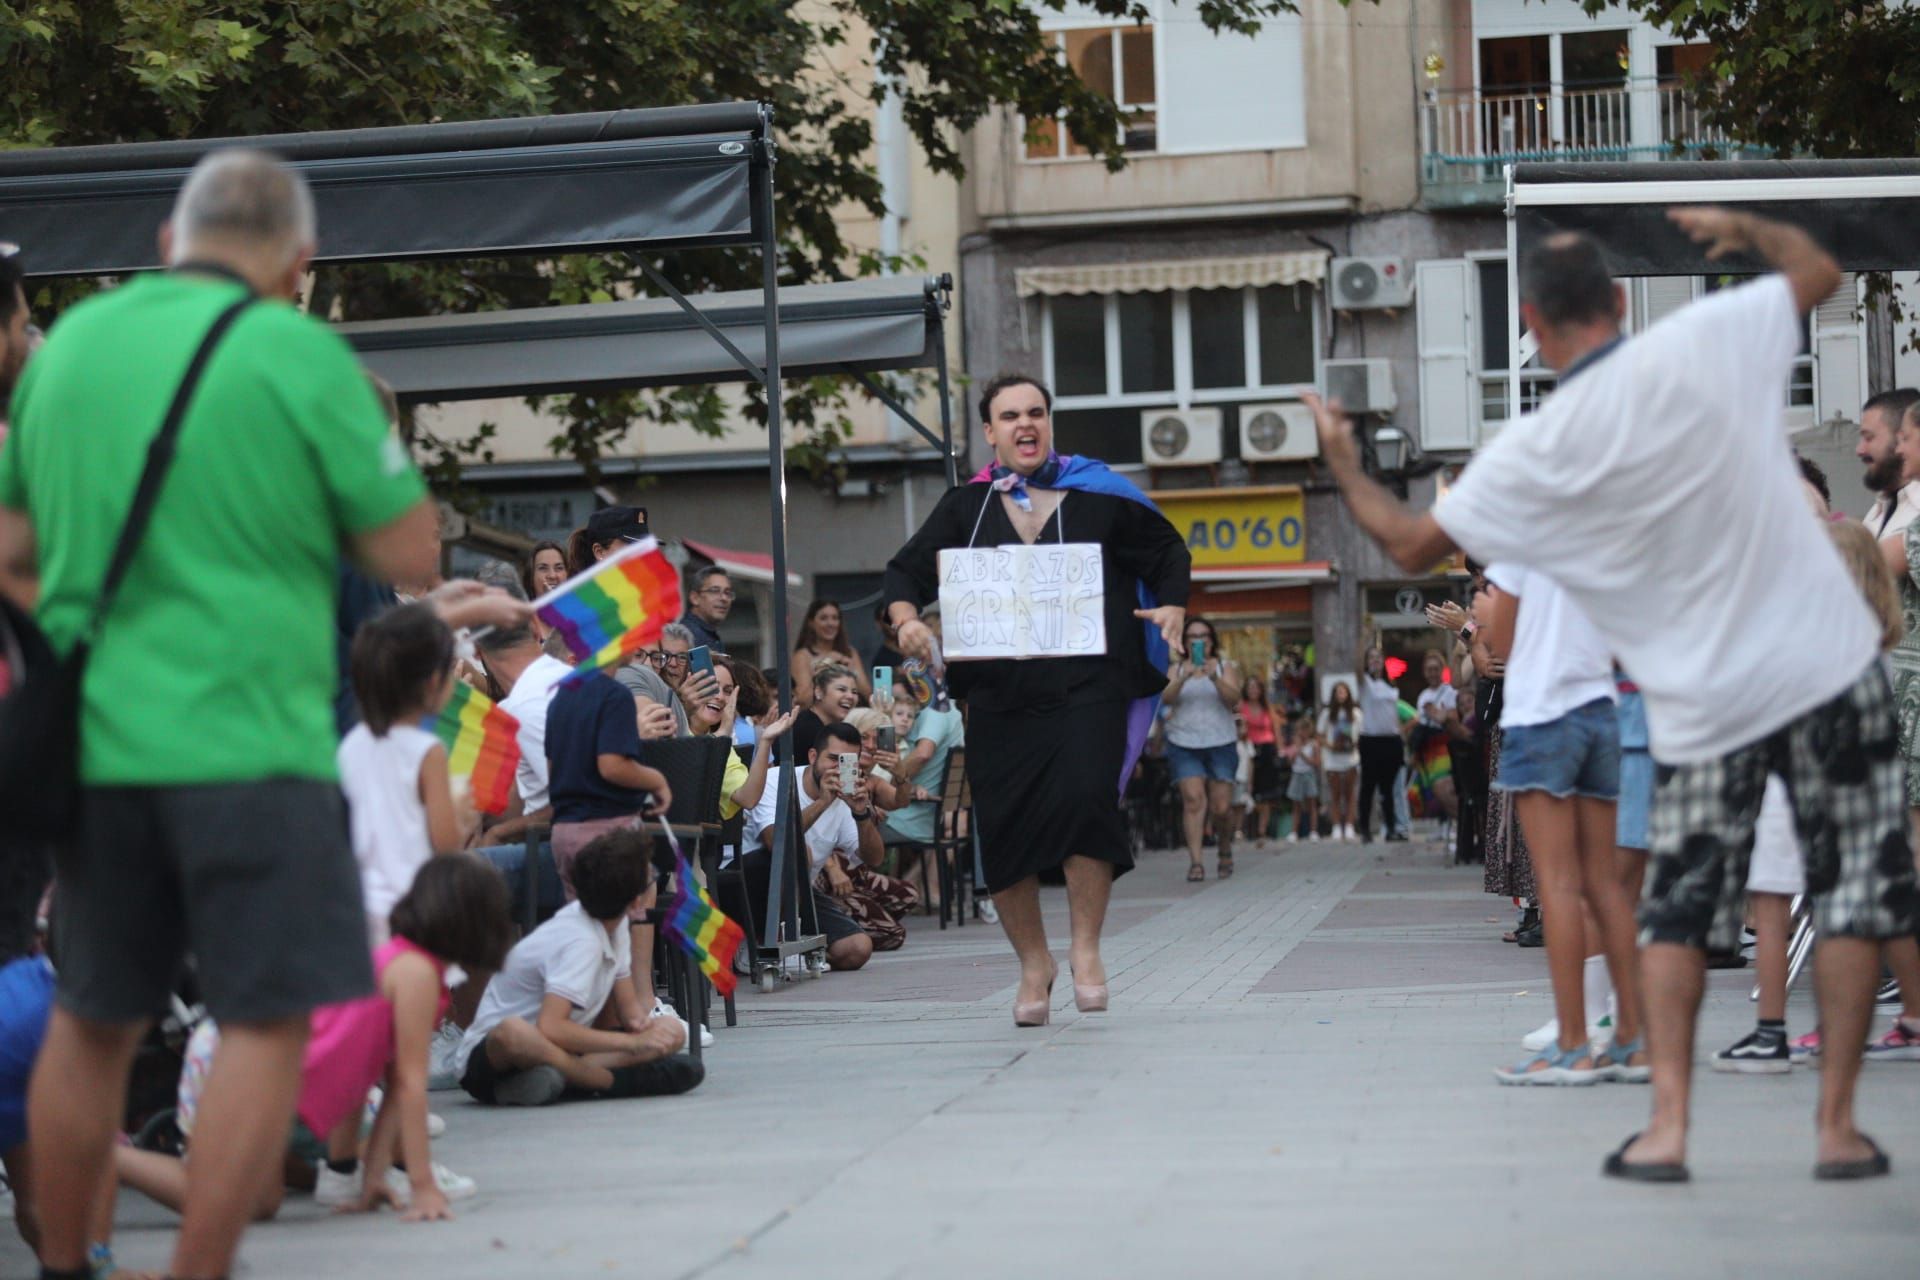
left=1814, top=1134, right=1890, bottom=1181
left=1601, top=1132, right=1690, bottom=1184
left=1186, top=863, right=1206, bottom=883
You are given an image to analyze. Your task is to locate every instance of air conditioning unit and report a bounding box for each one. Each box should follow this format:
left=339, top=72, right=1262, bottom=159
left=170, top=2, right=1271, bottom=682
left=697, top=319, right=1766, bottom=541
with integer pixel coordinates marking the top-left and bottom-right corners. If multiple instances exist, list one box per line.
left=1139, top=407, right=1223, bottom=465
left=1321, top=358, right=1397, bottom=415
left=1238, top=402, right=1318, bottom=461
left=1330, top=256, right=1413, bottom=310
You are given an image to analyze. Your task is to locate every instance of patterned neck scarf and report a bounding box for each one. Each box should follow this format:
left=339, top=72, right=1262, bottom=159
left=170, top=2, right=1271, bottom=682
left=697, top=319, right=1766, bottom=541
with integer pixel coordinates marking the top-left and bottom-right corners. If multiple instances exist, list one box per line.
left=988, top=452, right=1063, bottom=512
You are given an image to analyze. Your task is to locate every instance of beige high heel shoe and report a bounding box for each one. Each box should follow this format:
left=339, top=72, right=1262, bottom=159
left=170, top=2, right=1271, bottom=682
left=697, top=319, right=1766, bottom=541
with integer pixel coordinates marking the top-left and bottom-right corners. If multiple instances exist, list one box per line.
left=1074, top=982, right=1109, bottom=1013
left=1014, top=976, right=1055, bottom=1027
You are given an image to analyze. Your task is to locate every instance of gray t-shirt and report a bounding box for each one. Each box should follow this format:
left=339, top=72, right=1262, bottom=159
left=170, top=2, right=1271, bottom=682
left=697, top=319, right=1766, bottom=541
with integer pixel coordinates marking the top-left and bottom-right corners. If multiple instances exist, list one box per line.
left=1165, top=669, right=1237, bottom=750
left=613, top=659, right=690, bottom=736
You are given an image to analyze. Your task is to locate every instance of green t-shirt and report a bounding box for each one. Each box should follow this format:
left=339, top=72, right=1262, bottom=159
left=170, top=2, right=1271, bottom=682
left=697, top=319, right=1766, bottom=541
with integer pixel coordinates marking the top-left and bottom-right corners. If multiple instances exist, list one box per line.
left=0, top=273, right=426, bottom=784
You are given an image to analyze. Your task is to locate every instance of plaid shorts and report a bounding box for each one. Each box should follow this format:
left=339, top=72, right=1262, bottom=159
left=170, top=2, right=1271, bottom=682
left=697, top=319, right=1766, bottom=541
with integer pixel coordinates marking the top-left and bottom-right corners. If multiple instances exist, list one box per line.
left=1641, top=662, right=1918, bottom=952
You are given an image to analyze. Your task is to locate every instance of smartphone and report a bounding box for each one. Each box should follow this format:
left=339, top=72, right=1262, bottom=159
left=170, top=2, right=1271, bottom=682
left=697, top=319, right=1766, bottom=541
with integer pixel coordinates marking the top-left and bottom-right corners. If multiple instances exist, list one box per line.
left=1189, top=639, right=1207, bottom=667
left=872, top=666, right=893, bottom=703
left=837, top=753, right=861, bottom=796
left=687, top=645, right=714, bottom=680
left=877, top=725, right=896, bottom=754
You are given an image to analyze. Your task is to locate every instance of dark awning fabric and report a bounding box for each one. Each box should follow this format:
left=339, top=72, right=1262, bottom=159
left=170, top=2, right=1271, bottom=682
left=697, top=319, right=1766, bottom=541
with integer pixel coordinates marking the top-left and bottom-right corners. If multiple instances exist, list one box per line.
left=1512, top=160, right=1920, bottom=276
left=340, top=275, right=948, bottom=402
left=0, top=105, right=764, bottom=276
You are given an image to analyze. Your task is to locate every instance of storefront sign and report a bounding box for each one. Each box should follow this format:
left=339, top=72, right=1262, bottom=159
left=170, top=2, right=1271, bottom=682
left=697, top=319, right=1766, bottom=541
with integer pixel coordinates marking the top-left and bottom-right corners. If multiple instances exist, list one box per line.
left=937, top=543, right=1107, bottom=660
left=1149, top=486, right=1306, bottom=569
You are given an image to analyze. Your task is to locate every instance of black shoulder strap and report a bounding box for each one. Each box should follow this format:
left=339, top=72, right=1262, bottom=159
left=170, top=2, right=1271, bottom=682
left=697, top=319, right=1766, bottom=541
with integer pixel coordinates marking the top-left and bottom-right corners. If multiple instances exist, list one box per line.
left=83, top=295, right=253, bottom=644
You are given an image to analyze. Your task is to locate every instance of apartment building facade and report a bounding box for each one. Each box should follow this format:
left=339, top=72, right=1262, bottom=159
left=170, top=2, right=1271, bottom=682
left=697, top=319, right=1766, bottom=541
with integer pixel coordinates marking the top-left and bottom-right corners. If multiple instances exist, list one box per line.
left=959, top=0, right=1880, bottom=688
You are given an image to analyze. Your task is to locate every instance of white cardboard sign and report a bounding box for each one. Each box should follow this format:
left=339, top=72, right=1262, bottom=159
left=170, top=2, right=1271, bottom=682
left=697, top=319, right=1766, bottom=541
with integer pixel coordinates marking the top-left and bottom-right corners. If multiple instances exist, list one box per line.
left=937, top=543, right=1107, bottom=661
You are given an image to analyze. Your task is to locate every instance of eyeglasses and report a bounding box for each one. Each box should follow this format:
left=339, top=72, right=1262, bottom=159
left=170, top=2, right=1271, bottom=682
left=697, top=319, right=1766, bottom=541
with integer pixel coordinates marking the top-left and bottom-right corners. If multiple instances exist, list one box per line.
left=698, top=587, right=735, bottom=600
left=658, top=652, right=691, bottom=668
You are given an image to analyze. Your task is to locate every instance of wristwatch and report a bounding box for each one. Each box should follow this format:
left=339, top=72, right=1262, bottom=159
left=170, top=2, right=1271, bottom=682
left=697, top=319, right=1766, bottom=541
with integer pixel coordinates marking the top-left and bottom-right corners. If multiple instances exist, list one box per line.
left=850, top=807, right=874, bottom=821
left=1460, top=621, right=1478, bottom=642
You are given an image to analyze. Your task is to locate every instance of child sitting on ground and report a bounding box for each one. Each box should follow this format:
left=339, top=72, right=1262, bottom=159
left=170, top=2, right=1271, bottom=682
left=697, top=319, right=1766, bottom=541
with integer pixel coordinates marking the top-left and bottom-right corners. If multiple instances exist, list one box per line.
left=97, top=856, right=515, bottom=1237
left=341, top=602, right=479, bottom=945
left=455, top=829, right=704, bottom=1107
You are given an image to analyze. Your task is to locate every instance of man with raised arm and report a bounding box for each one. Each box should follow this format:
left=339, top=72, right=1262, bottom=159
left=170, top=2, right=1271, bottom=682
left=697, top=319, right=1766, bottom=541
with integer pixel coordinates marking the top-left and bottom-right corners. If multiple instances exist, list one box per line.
left=1306, top=208, right=1914, bottom=1184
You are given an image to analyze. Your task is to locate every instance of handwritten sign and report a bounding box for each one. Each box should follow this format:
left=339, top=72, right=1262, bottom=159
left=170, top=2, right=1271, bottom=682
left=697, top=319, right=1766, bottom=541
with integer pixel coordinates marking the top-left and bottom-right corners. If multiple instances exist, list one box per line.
left=937, top=543, right=1107, bottom=661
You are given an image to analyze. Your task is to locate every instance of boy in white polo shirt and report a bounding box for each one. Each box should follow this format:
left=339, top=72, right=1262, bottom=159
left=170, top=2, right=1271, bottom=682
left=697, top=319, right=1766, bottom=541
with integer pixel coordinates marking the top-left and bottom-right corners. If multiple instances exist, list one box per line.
left=457, top=829, right=701, bottom=1106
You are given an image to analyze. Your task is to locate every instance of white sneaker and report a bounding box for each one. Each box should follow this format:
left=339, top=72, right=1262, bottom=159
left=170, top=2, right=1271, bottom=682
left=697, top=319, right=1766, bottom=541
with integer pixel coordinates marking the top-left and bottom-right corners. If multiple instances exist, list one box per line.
left=313, top=1163, right=362, bottom=1207
left=1521, top=1016, right=1607, bottom=1052
left=1285, top=832, right=1298, bottom=843
left=427, top=1022, right=464, bottom=1093
left=384, top=1162, right=478, bottom=1205
left=651, top=997, right=709, bottom=1050
left=975, top=898, right=1000, bottom=926
left=364, top=1087, right=447, bottom=1137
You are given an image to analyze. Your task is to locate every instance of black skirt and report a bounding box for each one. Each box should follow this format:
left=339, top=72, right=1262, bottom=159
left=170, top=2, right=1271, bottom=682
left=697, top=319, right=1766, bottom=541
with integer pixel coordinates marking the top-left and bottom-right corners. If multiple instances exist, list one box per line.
left=969, top=697, right=1132, bottom=894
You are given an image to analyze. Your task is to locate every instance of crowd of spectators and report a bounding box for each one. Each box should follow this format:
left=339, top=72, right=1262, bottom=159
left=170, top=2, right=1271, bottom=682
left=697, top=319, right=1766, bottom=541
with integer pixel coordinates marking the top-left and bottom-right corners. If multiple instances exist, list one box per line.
left=0, top=150, right=973, bottom=1277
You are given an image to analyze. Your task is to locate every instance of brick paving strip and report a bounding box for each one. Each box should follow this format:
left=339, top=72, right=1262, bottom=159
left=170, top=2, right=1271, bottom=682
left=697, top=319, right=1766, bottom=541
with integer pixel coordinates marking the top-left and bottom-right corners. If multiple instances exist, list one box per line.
left=44, top=840, right=1918, bottom=1280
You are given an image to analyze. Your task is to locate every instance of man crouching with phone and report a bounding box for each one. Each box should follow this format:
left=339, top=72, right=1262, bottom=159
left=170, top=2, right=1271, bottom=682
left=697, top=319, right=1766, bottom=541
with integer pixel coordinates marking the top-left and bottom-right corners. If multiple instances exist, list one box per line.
left=743, top=722, right=881, bottom=969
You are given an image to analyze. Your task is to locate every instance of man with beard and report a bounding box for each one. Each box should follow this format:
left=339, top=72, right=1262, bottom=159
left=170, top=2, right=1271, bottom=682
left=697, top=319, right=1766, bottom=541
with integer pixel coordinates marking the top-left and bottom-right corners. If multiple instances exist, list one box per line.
left=1859, top=388, right=1920, bottom=534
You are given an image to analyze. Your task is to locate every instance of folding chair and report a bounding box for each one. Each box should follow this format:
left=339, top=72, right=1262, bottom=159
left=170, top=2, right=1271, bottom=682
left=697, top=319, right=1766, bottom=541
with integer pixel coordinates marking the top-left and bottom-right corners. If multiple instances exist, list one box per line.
left=636, top=735, right=732, bottom=1060
left=929, top=748, right=970, bottom=930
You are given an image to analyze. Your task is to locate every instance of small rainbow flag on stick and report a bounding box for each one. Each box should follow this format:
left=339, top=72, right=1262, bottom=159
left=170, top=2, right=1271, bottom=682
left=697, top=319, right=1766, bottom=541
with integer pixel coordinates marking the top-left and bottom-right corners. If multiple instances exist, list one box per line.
left=533, top=536, right=682, bottom=680
left=425, top=683, right=522, bottom=816
left=657, top=823, right=744, bottom=997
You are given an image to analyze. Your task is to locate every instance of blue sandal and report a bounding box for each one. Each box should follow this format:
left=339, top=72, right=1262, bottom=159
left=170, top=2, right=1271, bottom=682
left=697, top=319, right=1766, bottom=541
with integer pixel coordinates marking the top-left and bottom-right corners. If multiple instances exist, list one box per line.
left=1494, top=1041, right=1600, bottom=1086
left=1596, top=1036, right=1650, bottom=1084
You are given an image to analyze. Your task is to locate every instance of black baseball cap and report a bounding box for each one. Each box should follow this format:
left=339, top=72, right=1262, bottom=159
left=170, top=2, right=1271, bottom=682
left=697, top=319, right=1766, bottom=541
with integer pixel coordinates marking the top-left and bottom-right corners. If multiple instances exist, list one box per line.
left=586, top=505, right=648, bottom=545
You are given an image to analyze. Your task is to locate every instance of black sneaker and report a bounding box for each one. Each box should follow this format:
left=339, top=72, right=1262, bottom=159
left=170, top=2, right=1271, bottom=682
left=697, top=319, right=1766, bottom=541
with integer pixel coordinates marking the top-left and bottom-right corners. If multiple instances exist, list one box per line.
left=1710, top=1029, right=1791, bottom=1074
left=604, top=1056, right=706, bottom=1098
left=1876, top=978, right=1901, bottom=1009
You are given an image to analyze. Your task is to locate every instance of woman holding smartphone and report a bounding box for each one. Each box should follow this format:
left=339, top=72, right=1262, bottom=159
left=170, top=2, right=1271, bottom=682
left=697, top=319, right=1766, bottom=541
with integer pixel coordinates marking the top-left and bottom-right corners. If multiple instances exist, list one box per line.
left=1163, top=617, right=1244, bottom=881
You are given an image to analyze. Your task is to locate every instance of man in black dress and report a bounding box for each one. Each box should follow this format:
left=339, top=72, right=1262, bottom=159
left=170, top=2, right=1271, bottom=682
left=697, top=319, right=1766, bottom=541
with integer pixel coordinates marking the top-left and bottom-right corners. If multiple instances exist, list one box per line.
left=882, top=374, right=1189, bottom=1026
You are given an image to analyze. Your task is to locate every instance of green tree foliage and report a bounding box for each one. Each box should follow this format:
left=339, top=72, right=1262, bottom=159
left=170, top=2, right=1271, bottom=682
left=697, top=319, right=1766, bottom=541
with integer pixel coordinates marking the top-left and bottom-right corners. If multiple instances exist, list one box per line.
left=0, top=0, right=1294, bottom=491
left=1585, top=1, right=1920, bottom=159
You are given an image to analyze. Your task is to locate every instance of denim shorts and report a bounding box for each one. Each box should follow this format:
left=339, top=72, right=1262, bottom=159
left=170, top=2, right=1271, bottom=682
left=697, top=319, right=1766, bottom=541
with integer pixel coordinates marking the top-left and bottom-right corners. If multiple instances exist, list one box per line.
left=1166, top=741, right=1239, bottom=784
left=1494, top=697, right=1621, bottom=800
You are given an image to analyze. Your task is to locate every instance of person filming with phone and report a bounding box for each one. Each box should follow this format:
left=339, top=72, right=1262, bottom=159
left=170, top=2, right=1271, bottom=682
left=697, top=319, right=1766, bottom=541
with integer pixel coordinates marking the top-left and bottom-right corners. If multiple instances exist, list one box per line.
left=1162, top=616, right=1244, bottom=882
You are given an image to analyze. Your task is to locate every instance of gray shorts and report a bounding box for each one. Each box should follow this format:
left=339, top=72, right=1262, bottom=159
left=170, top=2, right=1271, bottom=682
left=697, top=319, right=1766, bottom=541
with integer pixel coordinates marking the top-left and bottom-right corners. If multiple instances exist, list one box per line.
left=51, top=780, right=375, bottom=1024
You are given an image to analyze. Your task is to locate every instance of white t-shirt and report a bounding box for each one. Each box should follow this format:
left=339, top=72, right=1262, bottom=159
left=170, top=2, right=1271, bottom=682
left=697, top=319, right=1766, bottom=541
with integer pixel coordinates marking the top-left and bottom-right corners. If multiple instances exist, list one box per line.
left=744, top=763, right=858, bottom=873
left=1415, top=684, right=1458, bottom=724
left=1434, top=275, right=1877, bottom=763
left=336, top=722, right=440, bottom=920
left=1358, top=676, right=1401, bottom=736
left=500, top=654, right=570, bottom=811
left=456, top=900, right=631, bottom=1073
left=1484, top=563, right=1616, bottom=729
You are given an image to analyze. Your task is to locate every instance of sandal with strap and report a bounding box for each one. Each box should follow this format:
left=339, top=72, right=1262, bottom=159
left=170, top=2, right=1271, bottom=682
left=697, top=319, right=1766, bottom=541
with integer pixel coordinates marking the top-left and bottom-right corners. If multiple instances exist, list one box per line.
left=1602, top=1131, right=1690, bottom=1183
left=1493, top=1041, right=1600, bottom=1087
left=1186, top=862, right=1206, bottom=883
left=1595, top=1035, right=1650, bottom=1084
left=1814, top=1134, right=1891, bottom=1181
left=1217, top=854, right=1234, bottom=880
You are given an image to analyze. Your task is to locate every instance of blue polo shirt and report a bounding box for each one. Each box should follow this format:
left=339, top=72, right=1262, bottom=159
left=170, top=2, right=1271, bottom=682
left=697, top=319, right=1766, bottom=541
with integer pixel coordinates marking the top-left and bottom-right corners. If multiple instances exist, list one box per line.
left=545, top=672, right=650, bottom=823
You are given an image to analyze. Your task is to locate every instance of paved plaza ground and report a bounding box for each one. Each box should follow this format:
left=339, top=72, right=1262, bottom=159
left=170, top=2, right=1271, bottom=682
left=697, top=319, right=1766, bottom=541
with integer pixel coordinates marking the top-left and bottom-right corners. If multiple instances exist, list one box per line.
left=16, top=836, right=1918, bottom=1278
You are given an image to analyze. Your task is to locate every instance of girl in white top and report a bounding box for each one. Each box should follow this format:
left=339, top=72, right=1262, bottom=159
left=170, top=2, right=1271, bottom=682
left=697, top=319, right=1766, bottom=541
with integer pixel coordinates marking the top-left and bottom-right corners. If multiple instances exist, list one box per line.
left=338, top=603, right=478, bottom=943
left=1317, top=682, right=1361, bottom=841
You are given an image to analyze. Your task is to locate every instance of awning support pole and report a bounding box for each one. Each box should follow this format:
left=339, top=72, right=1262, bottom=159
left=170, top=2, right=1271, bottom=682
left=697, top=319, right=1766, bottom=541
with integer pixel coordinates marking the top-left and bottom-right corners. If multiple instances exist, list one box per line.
left=844, top=367, right=948, bottom=458
left=752, top=118, right=817, bottom=960
left=933, top=302, right=959, bottom=488
left=635, top=259, right=767, bottom=384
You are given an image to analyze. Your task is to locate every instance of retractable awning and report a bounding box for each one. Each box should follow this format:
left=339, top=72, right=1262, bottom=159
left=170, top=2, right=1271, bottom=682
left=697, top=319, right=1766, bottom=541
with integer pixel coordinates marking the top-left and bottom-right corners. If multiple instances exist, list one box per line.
left=342, top=275, right=947, bottom=401
left=1510, top=160, right=1920, bottom=277
left=0, top=104, right=763, bottom=276
left=1015, top=251, right=1326, bottom=298
left=680, top=538, right=804, bottom=589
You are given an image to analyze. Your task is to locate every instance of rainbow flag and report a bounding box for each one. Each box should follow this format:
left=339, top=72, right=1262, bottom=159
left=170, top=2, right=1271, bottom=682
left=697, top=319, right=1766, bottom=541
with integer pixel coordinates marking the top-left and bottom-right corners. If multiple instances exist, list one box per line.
left=660, top=849, right=744, bottom=998
left=424, top=683, right=522, bottom=816
left=534, top=536, right=682, bottom=679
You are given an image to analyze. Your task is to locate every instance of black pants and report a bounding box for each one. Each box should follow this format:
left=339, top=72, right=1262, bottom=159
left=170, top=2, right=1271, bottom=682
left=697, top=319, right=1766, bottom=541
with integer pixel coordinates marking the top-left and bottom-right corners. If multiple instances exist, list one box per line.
left=1357, top=735, right=1404, bottom=841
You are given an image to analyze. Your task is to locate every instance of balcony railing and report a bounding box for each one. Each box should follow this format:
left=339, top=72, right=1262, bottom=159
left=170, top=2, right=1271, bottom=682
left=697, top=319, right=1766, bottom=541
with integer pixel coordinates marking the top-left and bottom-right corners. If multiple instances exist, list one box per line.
left=1420, top=82, right=1761, bottom=195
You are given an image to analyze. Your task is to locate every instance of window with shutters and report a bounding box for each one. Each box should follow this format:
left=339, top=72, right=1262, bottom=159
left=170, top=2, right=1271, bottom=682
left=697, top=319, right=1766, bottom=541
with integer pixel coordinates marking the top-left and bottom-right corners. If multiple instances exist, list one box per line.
left=1472, top=256, right=1555, bottom=431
